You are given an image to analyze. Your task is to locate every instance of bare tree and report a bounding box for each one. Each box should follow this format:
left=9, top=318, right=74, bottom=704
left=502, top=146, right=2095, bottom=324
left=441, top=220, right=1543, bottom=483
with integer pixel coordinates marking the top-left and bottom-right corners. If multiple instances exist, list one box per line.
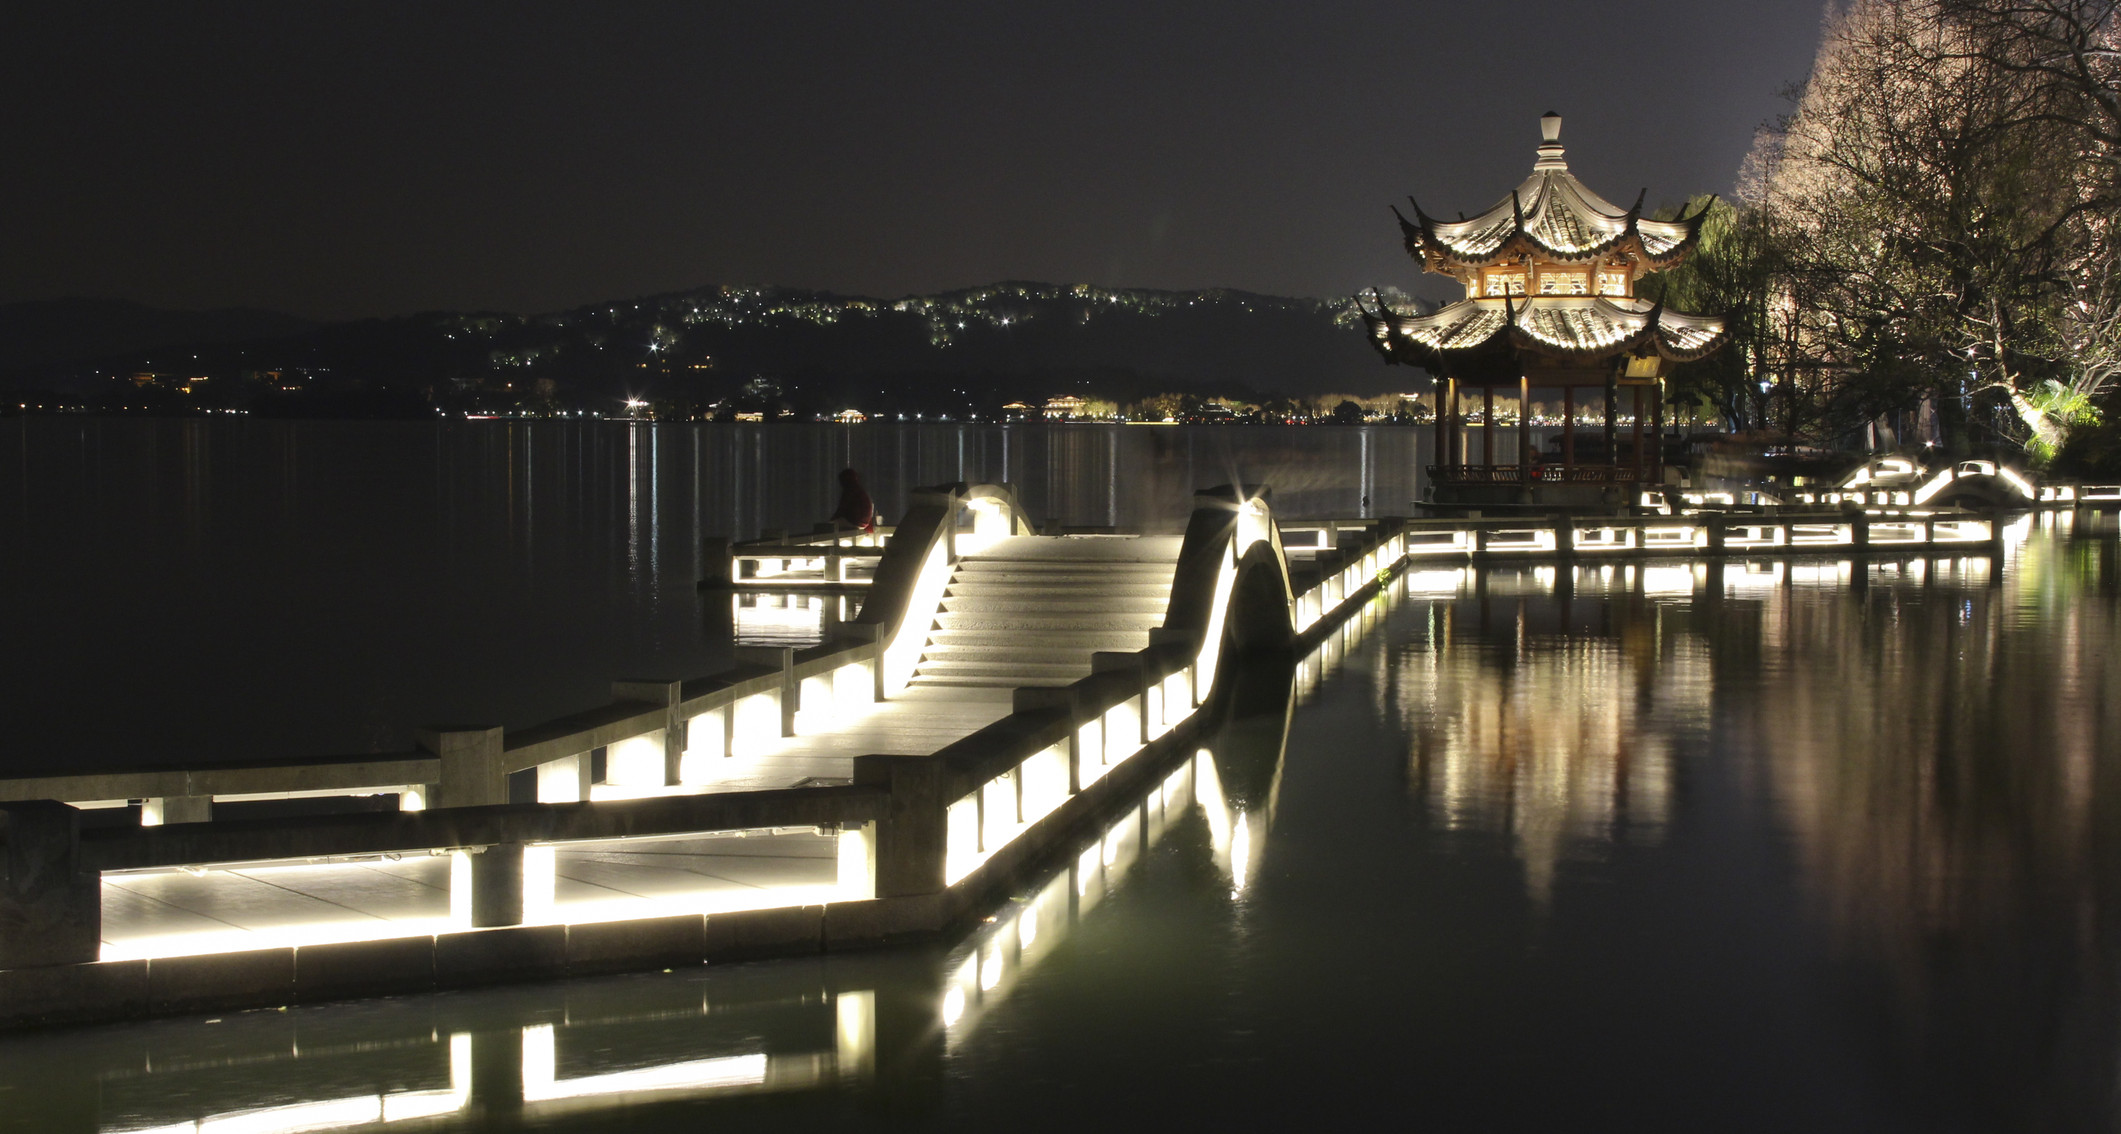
left=1748, top=0, right=2118, bottom=457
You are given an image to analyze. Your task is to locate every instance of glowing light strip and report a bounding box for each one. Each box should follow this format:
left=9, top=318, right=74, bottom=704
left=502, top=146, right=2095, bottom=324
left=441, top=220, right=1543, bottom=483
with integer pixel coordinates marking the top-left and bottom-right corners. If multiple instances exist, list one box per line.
left=1911, top=469, right=1957, bottom=505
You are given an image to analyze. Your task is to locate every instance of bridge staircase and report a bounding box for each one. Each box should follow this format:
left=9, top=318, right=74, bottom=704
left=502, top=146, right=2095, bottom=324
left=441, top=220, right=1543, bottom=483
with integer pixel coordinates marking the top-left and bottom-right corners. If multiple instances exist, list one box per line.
left=901, top=536, right=1182, bottom=701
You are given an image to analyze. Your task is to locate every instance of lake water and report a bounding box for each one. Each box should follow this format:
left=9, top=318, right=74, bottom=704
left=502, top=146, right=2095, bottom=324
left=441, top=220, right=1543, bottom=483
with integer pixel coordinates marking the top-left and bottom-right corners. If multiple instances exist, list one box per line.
left=2, top=420, right=2118, bottom=1131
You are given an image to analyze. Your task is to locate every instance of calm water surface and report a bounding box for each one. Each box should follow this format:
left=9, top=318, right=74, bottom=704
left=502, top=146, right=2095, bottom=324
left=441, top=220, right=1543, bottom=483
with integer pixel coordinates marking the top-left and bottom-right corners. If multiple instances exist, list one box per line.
left=1, top=420, right=2118, bottom=1131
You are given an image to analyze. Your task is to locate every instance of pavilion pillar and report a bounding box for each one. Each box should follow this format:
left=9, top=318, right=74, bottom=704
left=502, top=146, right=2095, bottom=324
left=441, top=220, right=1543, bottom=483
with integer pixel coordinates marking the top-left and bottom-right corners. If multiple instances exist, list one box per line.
left=1519, top=375, right=1532, bottom=483
left=1434, top=380, right=1449, bottom=475
left=1483, top=387, right=1495, bottom=470
left=1603, top=374, right=1618, bottom=484
left=1449, top=379, right=1461, bottom=470
left=1651, top=382, right=1664, bottom=486
left=1631, top=386, right=1645, bottom=484
left=1563, top=386, right=1576, bottom=472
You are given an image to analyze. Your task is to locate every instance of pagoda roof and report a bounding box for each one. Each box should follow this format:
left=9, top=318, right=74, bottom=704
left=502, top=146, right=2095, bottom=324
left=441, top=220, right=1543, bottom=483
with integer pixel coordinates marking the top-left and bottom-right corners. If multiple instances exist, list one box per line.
left=1356, top=294, right=1729, bottom=379
left=1396, top=116, right=1709, bottom=271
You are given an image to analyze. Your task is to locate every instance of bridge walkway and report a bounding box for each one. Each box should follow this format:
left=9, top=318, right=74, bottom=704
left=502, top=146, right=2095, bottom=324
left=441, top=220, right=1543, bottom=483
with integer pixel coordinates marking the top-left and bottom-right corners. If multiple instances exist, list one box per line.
left=694, top=534, right=1182, bottom=792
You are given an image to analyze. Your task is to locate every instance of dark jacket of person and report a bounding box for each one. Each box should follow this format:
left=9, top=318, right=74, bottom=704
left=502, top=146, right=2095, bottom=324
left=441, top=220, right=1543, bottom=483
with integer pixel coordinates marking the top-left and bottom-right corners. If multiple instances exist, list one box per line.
left=830, top=469, right=876, bottom=533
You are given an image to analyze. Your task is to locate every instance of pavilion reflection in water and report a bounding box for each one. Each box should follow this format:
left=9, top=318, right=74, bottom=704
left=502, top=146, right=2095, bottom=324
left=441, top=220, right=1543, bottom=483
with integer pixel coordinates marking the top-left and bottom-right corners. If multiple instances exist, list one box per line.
left=1372, top=528, right=2121, bottom=1125
left=1387, top=565, right=1706, bottom=903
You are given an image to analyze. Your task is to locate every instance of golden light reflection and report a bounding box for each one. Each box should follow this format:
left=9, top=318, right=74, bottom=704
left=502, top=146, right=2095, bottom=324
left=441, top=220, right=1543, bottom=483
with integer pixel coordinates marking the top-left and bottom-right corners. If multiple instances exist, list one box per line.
left=1396, top=592, right=1705, bottom=903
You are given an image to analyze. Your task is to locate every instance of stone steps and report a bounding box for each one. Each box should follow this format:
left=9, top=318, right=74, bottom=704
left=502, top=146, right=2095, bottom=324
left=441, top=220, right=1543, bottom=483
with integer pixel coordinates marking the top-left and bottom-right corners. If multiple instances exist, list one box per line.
left=933, top=612, right=1166, bottom=633
left=942, top=581, right=1173, bottom=600
left=938, top=595, right=1170, bottom=615
left=907, top=673, right=1079, bottom=690
left=925, top=628, right=1150, bottom=650
left=905, top=542, right=1179, bottom=693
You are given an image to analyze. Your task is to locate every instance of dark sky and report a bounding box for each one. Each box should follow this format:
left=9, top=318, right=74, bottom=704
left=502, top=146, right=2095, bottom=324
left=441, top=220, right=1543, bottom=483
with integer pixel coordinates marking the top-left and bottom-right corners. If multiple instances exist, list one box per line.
left=3, top=2, right=1826, bottom=320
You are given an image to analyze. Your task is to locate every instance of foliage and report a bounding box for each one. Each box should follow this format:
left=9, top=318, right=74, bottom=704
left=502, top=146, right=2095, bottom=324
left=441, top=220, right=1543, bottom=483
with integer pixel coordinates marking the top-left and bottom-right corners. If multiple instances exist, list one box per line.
left=1733, top=0, right=2121, bottom=462
left=1640, top=196, right=1793, bottom=434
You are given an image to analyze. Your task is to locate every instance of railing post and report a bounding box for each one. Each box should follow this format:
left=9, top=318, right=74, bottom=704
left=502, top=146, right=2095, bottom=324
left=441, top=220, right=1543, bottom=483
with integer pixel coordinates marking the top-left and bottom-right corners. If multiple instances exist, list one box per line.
left=853, top=756, right=948, bottom=899
left=1704, top=515, right=1727, bottom=554
left=1552, top=515, right=1575, bottom=559
left=1015, top=686, right=1086, bottom=793
left=0, top=802, right=100, bottom=968
left=419, top=726, right=508, bottom=808
left=613, top=679, right=685, bottom=785
left=1849, top=511, right=1870, bottom=550
left=734, top=645, right=799, bottom=737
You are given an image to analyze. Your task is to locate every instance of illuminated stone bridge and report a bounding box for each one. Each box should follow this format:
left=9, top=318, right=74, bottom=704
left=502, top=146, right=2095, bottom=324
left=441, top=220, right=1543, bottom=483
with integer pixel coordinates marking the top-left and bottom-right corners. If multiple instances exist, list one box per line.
left=0, top=483, right=1405, bottom=1028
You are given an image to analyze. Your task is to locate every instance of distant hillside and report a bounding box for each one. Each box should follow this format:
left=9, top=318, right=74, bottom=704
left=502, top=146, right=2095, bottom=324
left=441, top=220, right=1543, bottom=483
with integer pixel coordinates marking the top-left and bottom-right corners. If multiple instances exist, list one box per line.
left=0, top=298, right=316, bottom=371
left=1, top=282, right=1427, bottom=415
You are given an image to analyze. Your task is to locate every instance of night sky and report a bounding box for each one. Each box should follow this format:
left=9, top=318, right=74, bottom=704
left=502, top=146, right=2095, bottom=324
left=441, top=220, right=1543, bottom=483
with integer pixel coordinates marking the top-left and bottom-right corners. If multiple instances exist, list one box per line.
left=3, top=2, right=1825, bottom=320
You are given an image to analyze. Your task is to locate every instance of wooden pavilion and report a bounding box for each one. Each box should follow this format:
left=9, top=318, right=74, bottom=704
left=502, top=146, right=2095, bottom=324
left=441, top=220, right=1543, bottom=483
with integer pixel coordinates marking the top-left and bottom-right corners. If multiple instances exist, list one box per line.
left=1358, top=113, right=1728, bottom=508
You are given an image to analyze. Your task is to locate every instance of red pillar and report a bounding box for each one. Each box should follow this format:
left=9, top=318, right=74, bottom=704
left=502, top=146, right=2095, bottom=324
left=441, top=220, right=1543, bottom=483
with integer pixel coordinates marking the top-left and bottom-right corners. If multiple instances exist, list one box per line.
left=1450, top=379, right=1461, bottom=470
left=1519, top=375, right=1532, bottom=483
left=1630, top=385, right=1645, bottom=484
left=1483, top=386, right=1495, bottom=470
left=1563, top=385, right=1576, bottom=473
left=1435, top=380, right=1449, bottom=473
left=1651, top=382, right=1665, bottom=486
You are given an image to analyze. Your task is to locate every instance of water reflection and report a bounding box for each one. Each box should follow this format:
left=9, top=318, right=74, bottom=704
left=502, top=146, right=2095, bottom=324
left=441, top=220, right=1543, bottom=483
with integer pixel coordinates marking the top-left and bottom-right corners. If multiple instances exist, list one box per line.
left=1740, top=543, right=2121, bottom=1120
left=1378, top=541, right=2121, bottom=1126
left=1395, top=582, right=1692, bottom=903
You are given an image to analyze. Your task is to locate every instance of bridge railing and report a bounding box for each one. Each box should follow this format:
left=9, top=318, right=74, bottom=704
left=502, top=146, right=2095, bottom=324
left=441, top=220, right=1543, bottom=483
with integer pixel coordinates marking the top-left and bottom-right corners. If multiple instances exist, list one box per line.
left=726, top=527, right=893, bottom=587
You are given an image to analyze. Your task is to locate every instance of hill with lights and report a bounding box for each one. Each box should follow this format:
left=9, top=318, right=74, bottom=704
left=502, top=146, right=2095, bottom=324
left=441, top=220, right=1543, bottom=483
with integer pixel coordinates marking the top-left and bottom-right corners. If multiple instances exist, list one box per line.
left=1, top=283, right=1419, bottom=417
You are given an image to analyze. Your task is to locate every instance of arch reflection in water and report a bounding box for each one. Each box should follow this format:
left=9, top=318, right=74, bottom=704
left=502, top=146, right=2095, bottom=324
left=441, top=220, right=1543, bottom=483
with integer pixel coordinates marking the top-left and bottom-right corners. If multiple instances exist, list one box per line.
left=935, top=645, right=1302, bottom=1046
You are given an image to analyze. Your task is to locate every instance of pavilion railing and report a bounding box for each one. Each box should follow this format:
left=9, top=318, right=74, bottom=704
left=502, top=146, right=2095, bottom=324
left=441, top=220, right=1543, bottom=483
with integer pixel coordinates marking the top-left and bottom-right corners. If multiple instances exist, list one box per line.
left=1427, top=465, right=1649, bottom=485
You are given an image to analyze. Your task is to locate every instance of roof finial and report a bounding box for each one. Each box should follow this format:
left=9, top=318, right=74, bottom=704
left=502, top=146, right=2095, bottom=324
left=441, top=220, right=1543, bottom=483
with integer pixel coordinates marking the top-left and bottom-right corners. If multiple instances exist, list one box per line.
left=1535, top=112, right=1567, bottom=171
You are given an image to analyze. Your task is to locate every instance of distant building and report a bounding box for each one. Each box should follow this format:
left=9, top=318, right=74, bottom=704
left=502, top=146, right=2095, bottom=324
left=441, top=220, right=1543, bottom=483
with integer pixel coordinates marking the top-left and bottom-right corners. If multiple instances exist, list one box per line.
left=1042, top=395, right=1085, bottom=420
left=834, top=409, right=867, bottom=424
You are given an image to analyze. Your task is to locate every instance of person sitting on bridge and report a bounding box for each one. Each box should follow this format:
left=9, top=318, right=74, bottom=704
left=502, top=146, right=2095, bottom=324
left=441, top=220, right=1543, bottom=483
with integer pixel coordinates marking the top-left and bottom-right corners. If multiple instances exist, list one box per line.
left=830, top=468, right=877, bottom=534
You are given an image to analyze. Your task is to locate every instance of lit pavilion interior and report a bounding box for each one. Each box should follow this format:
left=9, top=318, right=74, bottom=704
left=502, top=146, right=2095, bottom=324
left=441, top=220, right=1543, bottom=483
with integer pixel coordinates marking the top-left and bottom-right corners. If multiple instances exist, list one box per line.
left=1359, top=113, right=1729, bottom=509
